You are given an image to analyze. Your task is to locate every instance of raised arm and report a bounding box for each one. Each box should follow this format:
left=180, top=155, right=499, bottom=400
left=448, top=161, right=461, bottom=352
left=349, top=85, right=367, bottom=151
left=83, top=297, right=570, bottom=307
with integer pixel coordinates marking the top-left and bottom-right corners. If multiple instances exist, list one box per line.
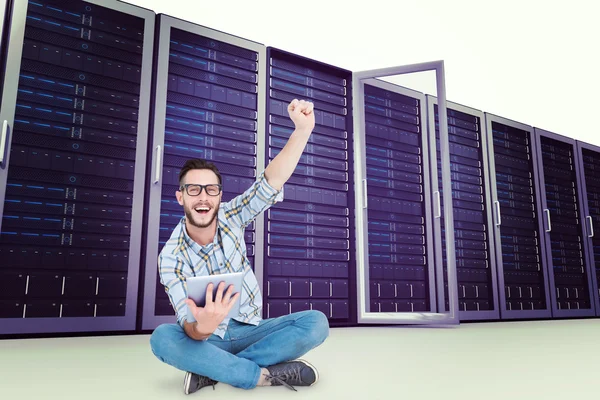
left=222, top=99, right=315, bottom=228
left=264, top=99, right=315, bottom=191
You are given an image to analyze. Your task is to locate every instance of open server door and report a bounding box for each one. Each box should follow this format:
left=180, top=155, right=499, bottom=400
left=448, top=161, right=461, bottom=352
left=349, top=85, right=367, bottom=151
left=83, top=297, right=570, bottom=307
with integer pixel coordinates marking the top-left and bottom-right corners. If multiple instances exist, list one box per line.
left=353, top=61, right=459, bottom=326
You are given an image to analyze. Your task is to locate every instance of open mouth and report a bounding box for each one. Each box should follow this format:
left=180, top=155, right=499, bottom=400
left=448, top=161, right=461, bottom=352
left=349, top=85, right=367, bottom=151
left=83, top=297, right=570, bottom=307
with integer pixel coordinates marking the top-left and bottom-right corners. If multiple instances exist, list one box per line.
left=194, top=206, right=210, bottom=215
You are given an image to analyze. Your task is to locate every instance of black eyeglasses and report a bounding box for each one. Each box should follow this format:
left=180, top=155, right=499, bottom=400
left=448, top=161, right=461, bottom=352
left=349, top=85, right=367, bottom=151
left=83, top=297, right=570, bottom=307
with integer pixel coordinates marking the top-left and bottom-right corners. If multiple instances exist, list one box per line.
left=179, top=184, right=222, bottom=196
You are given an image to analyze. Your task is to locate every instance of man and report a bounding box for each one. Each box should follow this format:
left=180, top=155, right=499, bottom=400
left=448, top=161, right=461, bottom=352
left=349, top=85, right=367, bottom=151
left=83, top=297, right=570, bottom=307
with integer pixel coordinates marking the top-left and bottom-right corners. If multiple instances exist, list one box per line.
left=150, top=99, right=330, bottom=394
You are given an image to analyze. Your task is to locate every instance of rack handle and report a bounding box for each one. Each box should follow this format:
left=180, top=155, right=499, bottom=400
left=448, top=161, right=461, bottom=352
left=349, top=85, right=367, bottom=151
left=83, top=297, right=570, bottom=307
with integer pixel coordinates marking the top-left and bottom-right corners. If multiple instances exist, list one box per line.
left=544, top=209, right=552, bottom=232
left=434, top=191, right=441, bottom=218
left=587, top=216, right=594, bottom=238
left=362, top=179, right=368, bottom=209
left=494, top=201, right=502, bottom=227
left=154, top=145, right=162, bottom=184
left=0, top=120, right=9, bottom=169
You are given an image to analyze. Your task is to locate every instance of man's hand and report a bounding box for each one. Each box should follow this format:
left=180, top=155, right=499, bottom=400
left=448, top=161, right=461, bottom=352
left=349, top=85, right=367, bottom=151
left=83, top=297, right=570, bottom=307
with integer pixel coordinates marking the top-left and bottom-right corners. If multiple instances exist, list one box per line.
left=184, top=281, right=240, bottom=340
left=288, top=99, right=315, bottom=132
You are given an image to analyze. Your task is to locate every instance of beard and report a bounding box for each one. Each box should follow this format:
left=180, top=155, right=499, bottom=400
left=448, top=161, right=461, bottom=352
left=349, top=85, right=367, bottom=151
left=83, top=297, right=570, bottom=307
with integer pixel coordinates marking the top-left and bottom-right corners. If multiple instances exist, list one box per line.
left=184, top=201, right=220, bottom=229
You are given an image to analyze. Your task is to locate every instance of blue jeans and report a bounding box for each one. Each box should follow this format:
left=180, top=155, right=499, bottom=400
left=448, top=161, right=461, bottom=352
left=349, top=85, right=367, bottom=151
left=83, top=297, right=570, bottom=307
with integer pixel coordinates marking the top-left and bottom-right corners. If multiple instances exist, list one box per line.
left=149, top=310, right=330, bottom=390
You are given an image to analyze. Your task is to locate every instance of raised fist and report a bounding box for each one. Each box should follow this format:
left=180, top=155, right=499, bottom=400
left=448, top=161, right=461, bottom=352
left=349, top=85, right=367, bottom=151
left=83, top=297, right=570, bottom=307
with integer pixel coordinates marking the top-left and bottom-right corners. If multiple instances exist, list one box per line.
left=287, top=99, right=315, bottom=132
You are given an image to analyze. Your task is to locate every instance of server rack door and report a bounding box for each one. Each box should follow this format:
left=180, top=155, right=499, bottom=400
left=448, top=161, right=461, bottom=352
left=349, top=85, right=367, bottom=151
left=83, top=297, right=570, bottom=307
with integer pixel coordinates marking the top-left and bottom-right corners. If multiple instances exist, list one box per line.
left=575, top=140, right=600, bottom=315
left=0, top=0, right=10, bottom=171
left=426, top=96, right=499, bottom=320
left=353, top=61, right=459, bottom=325
left=263, top=48, right=355, bottom=325
left=534, top=129, right=596, bottom=317
left=484, top=114, right=552, bottom=319
left=0, top=0, right=155, bottom=335
left=141, top=15, right=266, bottom=330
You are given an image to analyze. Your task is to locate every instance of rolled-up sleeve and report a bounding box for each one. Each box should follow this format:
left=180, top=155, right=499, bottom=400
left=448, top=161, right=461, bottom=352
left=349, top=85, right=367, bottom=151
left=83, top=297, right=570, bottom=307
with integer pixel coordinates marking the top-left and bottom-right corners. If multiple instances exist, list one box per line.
left=222, top=171, right=284, bottom=228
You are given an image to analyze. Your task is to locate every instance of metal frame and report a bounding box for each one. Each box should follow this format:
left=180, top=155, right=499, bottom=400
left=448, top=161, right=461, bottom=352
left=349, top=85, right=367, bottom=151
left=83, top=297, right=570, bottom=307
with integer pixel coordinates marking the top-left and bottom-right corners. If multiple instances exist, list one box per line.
left=426, top=96, right=500, bottom=320
left=0, top=0, right=8, bottom=89
left=353, top=60, right=459, bottom=325
left=484, top=113, right=553, bottom=319
left=0, top=0, right=25, bottom=215
left=141, top=14, right=267, bottom=331
left=534, top=128, right=596, bottom=318
left=0, top=0, right=5, bottom=43
left=0, top=0, right=155, bottom=334
left=575, top=140, right=600, bottom=316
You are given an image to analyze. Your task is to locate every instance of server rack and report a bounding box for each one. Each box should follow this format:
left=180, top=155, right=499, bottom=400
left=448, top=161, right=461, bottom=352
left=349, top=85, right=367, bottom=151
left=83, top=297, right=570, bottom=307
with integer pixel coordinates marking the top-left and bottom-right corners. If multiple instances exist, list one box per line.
left=263, top=48, right=356, bottom=325
left=534, top=128, right=596, bottom=317
left=353, top=62, right=460, bottom=326
left=576, top=140, right=600, bottom=315
left=361, top=80, right=436, bottom=315
left=485, top=114, right=552, bottom=319
left=0, top=0, right=155, bottom=334
left=3, top=1, right=595, bottom=338
left=426, top=97, right=499, bottom=320
left=141, top=15, right=267, bottom=330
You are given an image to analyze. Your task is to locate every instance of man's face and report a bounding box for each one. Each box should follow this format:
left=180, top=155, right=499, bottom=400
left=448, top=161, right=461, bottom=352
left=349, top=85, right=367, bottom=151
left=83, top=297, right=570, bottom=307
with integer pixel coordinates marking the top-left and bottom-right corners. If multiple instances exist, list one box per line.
left=176, top=169, right=222, bottom=229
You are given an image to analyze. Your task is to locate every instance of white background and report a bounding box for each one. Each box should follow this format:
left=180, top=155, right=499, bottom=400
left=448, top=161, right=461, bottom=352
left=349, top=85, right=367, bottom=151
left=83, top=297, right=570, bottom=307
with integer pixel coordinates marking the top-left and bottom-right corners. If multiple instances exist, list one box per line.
left=127, top=0, right=600, bottom=145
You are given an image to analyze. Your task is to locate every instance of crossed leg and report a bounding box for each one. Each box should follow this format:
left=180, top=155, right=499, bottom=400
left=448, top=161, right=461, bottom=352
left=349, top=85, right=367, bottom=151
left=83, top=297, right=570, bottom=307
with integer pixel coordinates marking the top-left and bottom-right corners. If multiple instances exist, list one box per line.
left=150, top=309, right=329, bottom=390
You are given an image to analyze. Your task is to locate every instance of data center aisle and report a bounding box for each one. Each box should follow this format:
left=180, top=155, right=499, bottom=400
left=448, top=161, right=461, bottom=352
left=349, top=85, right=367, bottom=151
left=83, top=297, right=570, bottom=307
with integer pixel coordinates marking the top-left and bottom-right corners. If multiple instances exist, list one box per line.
left=1, top=319, right=597, bottom=400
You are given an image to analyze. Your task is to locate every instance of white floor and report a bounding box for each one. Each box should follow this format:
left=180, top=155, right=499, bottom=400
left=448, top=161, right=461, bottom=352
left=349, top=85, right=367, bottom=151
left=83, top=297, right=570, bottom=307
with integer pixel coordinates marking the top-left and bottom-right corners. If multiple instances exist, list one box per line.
left=1, top=319, right=598, bottom=400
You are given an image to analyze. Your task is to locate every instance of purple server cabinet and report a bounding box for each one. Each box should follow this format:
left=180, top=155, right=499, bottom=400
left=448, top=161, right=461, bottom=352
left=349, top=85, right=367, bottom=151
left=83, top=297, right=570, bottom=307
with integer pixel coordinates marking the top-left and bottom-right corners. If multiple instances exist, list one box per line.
left=353, top=63, right=460, bottom=326
left=426, top=97, right=499, bottom=320
left=485, top=114, right=553, bottom=319
left=141, top=15, right=266, bottom=330
left=0, top=0, right=155, bottom=335
left=533, top=129, right=596, bottom=317
left=263, top=48, right=355, bottom=324
left=575, top=141, right=600, bottom=315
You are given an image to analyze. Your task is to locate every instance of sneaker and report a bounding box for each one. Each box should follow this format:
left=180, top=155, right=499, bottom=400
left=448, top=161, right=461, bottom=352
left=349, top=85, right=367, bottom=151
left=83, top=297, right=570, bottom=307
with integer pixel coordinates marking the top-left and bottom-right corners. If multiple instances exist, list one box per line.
left=183, top=372, right=218, bottom=395
left=263, top=359, right=319, bottom=391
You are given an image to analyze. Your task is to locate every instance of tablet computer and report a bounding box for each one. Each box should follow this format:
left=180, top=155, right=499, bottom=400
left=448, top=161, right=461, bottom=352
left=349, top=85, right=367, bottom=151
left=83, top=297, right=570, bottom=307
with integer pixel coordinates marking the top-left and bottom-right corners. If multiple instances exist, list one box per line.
left=186, top=272, right=244, bottom=323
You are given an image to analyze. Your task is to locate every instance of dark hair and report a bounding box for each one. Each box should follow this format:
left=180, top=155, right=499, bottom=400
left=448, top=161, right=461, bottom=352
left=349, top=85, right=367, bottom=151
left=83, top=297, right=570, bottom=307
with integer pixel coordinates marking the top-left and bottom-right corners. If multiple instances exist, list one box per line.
left=178, top=159, right=222, bottom=186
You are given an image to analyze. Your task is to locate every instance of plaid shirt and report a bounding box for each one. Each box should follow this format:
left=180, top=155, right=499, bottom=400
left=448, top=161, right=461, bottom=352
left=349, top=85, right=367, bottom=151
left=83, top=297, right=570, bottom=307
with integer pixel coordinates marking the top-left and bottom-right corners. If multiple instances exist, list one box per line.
left=158, top=171, right=283, bottom=339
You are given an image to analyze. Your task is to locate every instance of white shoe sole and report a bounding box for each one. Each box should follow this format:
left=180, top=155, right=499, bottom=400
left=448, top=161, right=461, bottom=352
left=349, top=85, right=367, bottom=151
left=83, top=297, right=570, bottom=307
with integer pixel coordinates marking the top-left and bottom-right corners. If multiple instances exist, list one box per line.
left=296, top=359, right=319, bottom=386
left=183, top=372, right=192, bottom=395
